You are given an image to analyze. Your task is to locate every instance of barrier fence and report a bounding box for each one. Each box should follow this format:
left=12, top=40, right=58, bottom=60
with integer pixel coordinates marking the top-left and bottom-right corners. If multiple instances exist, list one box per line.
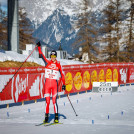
left=0, top=62, right=134, bottom=105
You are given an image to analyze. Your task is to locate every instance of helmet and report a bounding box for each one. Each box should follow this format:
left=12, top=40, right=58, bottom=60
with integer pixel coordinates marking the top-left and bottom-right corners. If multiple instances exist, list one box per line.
left=50, top=50, right=57, bottom=57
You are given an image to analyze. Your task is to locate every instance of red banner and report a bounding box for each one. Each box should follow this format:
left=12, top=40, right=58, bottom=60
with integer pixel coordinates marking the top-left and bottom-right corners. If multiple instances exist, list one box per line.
left=0, top=73, right=45, bottom=103
left=0, top=63, right=134, bottom=105
left=0, top=67, right=45, bottom=75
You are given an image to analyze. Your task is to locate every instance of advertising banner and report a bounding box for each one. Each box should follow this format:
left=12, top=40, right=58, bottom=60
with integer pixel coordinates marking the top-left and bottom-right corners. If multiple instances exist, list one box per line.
left=0, top=73, right=45, bottom=103
left=0, top=63, right=134, bottom=105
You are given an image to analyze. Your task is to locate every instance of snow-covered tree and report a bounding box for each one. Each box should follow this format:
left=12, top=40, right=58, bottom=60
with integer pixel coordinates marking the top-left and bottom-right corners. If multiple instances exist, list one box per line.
left=73, top=0, right=99, bottom=64
left=123, top=0, right=134, bottom=62
left=19, top=7, right=35, bottom=51
left=99, top=0, right=125, bottom=62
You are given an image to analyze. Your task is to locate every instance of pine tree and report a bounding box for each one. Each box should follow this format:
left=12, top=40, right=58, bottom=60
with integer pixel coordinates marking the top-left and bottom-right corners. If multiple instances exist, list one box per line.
left=100, top=0, right=124, bottom=62
left=124, top=0, right=134, bottom=62
left=73, top=0, right=99, bottom=64
left=114, top=0, right=123, bottom=62
left=99, top=1, right=117, bottom=62
left=19, top=7, right=35, bottom=51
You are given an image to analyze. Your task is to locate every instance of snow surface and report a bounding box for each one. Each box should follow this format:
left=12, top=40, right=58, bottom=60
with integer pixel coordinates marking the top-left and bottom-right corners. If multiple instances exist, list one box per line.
left=0, top=51, right=134, bottom=134
left=0, top=51, right=85, bottom=66
left=0, top=85, right=134, bottom=134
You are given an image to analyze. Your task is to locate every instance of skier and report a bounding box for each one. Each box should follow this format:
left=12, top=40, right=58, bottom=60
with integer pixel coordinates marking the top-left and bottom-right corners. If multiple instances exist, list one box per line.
left=36, top=42, right=66, bottom=123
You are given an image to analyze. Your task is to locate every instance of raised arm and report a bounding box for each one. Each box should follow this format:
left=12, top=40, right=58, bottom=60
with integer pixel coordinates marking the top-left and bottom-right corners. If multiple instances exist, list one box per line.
left=36, top=42, right=49, bottom=66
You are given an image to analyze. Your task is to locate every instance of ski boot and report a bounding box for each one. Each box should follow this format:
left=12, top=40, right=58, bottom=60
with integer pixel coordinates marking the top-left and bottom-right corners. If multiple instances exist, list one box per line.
left=54, top=113, right=59, bottom=123
left=43, top=113, right=49, bottom=123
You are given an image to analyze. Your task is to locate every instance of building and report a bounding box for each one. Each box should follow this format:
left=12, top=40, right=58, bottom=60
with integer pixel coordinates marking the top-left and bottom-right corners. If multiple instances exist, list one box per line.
left=41, top=45, right=48, bottom=58
left=22, top=43, right=70, bottom=60
left=22, top=44, right=48, bottom=58
left=48, top=50, right=68, bottom=59
left=56, top=50, right=67, bottom=59
left=48, top=43, right=68, bottom=59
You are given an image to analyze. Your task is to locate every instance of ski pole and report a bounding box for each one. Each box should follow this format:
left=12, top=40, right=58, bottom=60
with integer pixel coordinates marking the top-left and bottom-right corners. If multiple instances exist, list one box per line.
left=1, top=45, right=37, bottom=93
left=67, top=94, right=78, bottom=116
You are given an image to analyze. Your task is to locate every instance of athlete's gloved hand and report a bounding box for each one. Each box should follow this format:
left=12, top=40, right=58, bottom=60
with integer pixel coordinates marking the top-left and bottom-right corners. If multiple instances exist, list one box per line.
left=62, top=85, right=66, bottom=91
left=36, top=41, right=41, bottom=47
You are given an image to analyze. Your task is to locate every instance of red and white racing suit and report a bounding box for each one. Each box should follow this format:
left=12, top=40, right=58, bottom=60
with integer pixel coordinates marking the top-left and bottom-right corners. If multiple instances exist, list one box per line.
left=38, top=46, right=65, bottom=114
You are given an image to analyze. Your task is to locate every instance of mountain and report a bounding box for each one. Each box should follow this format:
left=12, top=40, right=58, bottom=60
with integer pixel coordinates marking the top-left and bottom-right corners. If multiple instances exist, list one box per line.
left=19, top=0, right=103, bottom=26
left=18, top=0, right=106, bottom=55
left=19, top=0, right=132, bottom=56
left=33, top=9, right=77, bottom=54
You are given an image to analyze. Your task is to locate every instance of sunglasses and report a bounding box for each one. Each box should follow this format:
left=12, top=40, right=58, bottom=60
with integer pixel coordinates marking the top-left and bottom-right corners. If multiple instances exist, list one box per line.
left=51, top=55, right=56, bottom=58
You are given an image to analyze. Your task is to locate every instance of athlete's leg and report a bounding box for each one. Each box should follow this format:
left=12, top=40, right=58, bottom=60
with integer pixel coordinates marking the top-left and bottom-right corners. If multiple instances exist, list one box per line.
left=52, top=81, right=58, bottom=113
left=43, top=80, right=51, bottom=123
left=44, top=80, right=51, bottom=114
left=52, top=81, right=59, bottom=123
left=45, top=96, right=50, bottom=113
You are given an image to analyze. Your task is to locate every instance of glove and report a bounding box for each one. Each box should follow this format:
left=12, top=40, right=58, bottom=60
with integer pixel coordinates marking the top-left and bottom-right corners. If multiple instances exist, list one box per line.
left=36, top=41, right=41, bottom=47
left=62, top=85, right=66, bottom=91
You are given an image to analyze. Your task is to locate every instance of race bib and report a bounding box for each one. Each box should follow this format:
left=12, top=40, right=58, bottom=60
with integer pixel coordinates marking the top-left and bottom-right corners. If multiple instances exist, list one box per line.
left=45, top=69, right=59, bottom=80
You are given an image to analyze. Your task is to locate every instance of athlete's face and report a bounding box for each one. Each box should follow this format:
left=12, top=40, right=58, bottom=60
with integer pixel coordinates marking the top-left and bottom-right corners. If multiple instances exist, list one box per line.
left=51, top=55, right=56, bottom=62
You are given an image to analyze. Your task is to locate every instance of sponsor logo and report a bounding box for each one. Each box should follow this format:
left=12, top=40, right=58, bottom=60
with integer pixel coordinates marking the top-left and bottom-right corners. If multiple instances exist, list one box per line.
left=74, top=72, right=82, bottom=90
left=13, top=74, right=28, bottom=102
left=48, top=64, right=58, bottom=70
left=30, top=69, right=36, bottom=71
left=99, top=69, right=105, bottom=82
left=8, top=69, right=16, bottom=73
left=113, top=69, right=118, bottom=82
left=37, top=68, right=43, bottom=71
left=130, top=72, right=134, bottom=80
left=106, top=69, right=112, bottom=82
left=83, top=71, right=90, bottom=88
left=65, top=72, right=73, bottom=92
left=120, top=68, right=128, bottom=83
left=24, top=68, right=30, bottom=72
left=98, top=87, right=112, bottom=92
left=0, top=70, right=7, bottom=72
left=91, top=70, right=97, bottom=84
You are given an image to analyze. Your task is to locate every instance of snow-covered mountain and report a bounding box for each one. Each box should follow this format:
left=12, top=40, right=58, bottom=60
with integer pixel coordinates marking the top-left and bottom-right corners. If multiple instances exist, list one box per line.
left=19, top=0, right=103, bottom=26
left=19, top=0, right=105, bottom=54
left=19, top=0, right=131, bottom=55
left=33, top=9, right=76, bottom=54
left=19, top=0, right=80, bottom=26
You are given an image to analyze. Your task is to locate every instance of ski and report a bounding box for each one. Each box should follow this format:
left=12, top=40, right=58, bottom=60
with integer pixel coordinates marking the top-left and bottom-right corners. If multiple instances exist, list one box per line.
left=44, top=122, right=63, bottom=126
left=35, top=122, right=63, bottom=126
left=35, top=122, right=50, bottom=126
